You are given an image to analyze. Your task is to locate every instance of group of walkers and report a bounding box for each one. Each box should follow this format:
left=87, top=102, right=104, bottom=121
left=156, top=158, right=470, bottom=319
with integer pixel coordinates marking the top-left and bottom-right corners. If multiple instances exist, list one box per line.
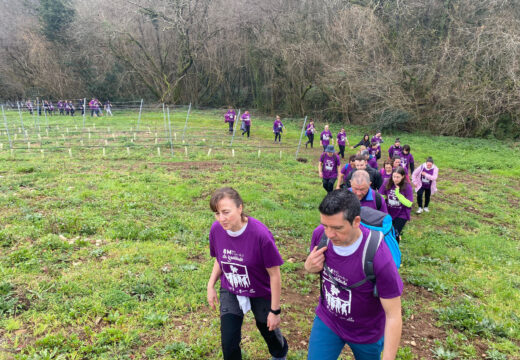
left=208, top=119, right=440, bottom=359
left=317, top=131, right=439, bottom=243
left=207, top=187, right=404, bottom=360
left=224, top=109, right=285, bottom=142
left=20, top=98, right=113, bottom=117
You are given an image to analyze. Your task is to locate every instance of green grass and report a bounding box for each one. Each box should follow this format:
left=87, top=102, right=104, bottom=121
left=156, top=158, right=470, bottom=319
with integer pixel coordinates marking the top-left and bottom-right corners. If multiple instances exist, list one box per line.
left=0, top=108, right=519, bottom=359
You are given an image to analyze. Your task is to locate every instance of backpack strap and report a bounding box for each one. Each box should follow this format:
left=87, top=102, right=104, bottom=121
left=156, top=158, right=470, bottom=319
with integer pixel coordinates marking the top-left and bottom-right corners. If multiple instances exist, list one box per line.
left=319, top=229, right=383, bottom=297
left=375, top=191, right=382, bottom=211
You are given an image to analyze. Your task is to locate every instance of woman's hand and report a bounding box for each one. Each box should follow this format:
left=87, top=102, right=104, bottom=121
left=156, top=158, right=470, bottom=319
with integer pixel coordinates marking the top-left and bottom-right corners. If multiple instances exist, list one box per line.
left=207, top=286, right=219, bottom=310
left=267, top=312, right=281, bottom=331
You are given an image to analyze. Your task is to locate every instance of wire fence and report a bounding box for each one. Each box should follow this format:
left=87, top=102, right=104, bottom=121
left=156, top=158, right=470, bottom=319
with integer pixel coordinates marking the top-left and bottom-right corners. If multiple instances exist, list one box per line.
left=0, top=101, right=314, bottom=162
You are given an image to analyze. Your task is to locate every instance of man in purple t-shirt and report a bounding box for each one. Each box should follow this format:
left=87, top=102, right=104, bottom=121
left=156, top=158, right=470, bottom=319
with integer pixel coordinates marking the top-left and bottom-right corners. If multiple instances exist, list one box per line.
left=319, top=145, right=341, bottom=193
left=388, top=138, right=402, bottom=159
left=350, top=170, right=388, bottom=214
left=305, top=190, right=402, bottom=360
left=320, top=125, right=333, bottom=152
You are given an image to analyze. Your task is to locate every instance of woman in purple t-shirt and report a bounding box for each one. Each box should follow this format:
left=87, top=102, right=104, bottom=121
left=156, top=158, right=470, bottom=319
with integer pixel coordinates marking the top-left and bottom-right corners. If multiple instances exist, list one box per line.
left=380, top=159, right=393, bottom=183
left=241, top=111, right=252, bottom=138
left=224, top=107, right=236, bottom=133
left=207, top=188, right=288, bottom=360
left=412, top=157, right=439, bottom=214
left=378, top=166, right=413, bottom=242
left=305, top=120, right=316, bottom=148
left=319, top=145, right=341, bottom=193
left=336, top=128, right=349, bottom=159
left=320, top=125, right=333, bottom=152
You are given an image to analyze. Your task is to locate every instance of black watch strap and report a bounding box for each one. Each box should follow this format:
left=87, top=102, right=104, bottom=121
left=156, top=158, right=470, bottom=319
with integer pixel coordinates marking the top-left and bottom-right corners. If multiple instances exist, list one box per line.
left=269, top=308, right=281, bottom=315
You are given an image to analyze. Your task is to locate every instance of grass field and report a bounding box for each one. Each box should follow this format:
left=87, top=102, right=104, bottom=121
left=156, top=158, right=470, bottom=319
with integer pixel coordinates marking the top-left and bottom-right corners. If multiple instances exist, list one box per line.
left=0, top=108, right=519, bottom=359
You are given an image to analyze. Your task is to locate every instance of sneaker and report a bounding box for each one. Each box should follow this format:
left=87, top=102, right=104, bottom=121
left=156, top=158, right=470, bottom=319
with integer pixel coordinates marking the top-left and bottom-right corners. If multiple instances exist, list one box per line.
left=416, top=208, right=423, bottom=214
left=424, top=207, right=429, bottom=212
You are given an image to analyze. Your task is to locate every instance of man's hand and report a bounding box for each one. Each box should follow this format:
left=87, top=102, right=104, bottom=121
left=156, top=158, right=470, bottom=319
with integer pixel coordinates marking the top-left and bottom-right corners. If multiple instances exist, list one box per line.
left=305, top=246, right=328, bottom=273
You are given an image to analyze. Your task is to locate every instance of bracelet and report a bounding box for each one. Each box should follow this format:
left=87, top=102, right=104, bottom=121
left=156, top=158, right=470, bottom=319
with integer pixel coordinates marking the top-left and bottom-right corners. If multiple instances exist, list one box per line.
left=269, top=308, right=281, bottom=315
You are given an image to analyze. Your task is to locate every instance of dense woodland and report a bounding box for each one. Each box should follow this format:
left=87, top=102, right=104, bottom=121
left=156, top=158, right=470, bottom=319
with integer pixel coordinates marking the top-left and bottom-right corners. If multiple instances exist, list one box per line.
left=1, top=0, right=520, bottom=138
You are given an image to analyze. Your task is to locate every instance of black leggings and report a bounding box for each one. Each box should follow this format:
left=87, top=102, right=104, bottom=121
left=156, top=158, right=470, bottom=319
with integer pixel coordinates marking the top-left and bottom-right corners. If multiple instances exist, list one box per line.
left=274, top=132, right=282, bottom=142
left=417, top=187, right=431, bottom=208
left=338, top=145, right=345, bottom=159
left=392, top=217, right=408, bottom=242
left=228, top=122, right=234, bottom=132
left=305, top=133, right=314, bottom=148
left=322, top=178, right=336, bottom=193
left=242, top=125, right=250, bottom=138
left=220, top=289, right=288, bottom=360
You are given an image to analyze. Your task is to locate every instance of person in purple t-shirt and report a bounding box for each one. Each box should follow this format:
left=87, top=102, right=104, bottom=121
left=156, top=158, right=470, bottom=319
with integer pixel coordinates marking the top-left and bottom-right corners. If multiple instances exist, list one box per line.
left=225, top=107, right=236, bottom=133
left=241, top=111, right=252, bottom=138
left=319, top=145, right=341, bottom=193
left=89, top=98, right=98, bottom=117
left=336, top=128, right=349, bottom=159
left=320, top=125, right=333, bottom=152
left=371, top=132, right=384, bottom=156
left=57, top=101, right=64, bottom=115
left=399, top=145, right=415, bottom=174
left=380, top=160, right=393, bottom=183
left=207, top=188, right=288, bottom=360
left=412, top=157, right=439, bottom=214
left=273, top=115, right=284, bottom=143
left=304, top=190, right=403, bottom=360
left=305, top=120, right=316, bottom=148
left=336, top=154, right=356, bottom=189
left=388, top=138, right=402, bottom=159
left=378, top=166, right=413, bottom=242
left=350, top=170, right=388, bottom=213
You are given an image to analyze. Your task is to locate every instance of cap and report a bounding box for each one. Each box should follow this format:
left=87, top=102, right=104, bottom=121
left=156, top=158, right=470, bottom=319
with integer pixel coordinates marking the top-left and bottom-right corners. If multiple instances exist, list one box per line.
left=325, top=145, right=335, bottom=153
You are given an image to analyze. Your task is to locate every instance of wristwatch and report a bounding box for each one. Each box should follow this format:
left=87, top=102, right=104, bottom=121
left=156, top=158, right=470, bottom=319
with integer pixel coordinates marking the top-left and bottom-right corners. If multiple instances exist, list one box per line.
left=270, top=308, right=281, bottom=315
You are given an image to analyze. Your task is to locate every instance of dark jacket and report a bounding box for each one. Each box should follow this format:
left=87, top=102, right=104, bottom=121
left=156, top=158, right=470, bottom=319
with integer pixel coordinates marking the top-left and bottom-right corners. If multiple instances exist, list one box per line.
left=345, top=165, right=383, bottom=190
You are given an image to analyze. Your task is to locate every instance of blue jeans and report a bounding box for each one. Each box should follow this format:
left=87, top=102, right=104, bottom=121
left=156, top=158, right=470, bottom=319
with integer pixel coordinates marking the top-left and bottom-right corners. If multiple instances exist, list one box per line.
left=308, top=316, right=384, bottom=360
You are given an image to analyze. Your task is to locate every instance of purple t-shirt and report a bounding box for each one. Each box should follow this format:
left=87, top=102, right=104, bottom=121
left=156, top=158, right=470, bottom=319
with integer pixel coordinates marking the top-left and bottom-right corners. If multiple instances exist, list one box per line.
left=209, top=217, right=283, bottom=299
left=388, top=145, right=401, bottom=159
left=421, top=167, right=435, bottom=190
left=337, top=132, right=347, bottom=146
left=380, top=168, right=392, bottom=182
left=371, top=135, right=383, bottom=145
left=306, top=124, right=315, bottom=135
left=378, top=180, right=413, bottom=220
left=241, top=113, right=251, bottom=125
left=310, top=225, right=403, bottom=343
left=321, top=131, right=332, bottom=146
left=320, top=153, right=340, bottom=179
left=400, top=153, right=414, bottom=172
left=341, top=164, right=354, bottom=184
left=225, top=110, right=236, bottom=123
left=273, top=120, right=283, bottom=133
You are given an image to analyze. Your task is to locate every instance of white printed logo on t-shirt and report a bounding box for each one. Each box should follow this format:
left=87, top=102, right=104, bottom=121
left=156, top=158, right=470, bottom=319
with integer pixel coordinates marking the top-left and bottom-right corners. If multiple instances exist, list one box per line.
left=221, top=262, right=251, bottom=291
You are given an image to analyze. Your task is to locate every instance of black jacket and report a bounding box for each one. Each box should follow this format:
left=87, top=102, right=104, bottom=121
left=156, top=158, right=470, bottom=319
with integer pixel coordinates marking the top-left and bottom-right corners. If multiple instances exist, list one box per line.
left=345, top=165, right=383, bottom=190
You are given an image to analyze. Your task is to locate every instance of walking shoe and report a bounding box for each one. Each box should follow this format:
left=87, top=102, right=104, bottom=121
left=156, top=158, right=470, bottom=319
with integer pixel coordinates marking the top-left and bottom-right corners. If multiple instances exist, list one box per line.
left=424, top=207, right=429, bottom=212
left=416, top=208, right=423, bottom=214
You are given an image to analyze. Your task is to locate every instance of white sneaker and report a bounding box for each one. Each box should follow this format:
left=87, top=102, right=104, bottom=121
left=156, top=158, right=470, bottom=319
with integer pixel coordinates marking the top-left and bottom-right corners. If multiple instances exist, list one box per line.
left=424, top=207, right=429, bottom=212
left=416, top=208, right=423, bottom=214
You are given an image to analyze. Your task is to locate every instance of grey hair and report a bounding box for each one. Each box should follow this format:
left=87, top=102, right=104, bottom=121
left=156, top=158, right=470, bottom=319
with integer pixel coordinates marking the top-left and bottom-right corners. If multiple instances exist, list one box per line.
left=351, top=170, right=371, bottom=185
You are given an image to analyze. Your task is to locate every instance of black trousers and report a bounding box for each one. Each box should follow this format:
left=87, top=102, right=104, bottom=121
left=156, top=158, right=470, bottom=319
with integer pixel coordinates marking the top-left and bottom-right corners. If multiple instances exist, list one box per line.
left=338, top=145, right=345, bottom=159
left=392, top=217, right=408, bottom=242
left=322, top=178, right=336, bottom=193
left=417, top=187, right=431, bottom=208
left=242, top=125, right=250, bottom=138
left=219, top=288, right=288, bottom=360
left=305, top=133, right=314, bottom=148
left=274, top=132, right=282, bottom=142
left=228, top=122, right=234, bottom=132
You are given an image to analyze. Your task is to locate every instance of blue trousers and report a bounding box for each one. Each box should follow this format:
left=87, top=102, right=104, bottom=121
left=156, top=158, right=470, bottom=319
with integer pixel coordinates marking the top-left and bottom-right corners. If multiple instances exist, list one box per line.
left=308, top=316, right=384, bottom=360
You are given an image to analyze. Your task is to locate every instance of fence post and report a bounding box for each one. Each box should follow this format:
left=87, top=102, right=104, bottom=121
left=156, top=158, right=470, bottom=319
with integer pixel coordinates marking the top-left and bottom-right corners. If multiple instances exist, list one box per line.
left=167, top=106, right=174, bottom=157
left=295, top=115, right=308, bottom=160
left=82, top=98, right=86, bottom=130
left=17, top=102, right=25, bottom=135
left=181, top=103, right=192, bottom=142
left=230, top=109, right=241, bottom=146
left=1, top=106, right=12, bottom=149
left=136, top=99, right=144, bottom=131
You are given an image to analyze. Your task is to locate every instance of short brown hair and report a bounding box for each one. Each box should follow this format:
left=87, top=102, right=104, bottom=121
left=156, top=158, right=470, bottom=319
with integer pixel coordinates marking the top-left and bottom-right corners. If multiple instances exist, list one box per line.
left=209, top=187, right=247, bottom=221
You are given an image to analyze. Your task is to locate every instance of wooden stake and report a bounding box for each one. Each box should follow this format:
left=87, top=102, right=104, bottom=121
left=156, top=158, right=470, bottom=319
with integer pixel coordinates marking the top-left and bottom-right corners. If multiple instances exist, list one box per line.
left=157, top=147, right=161, bottom=156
